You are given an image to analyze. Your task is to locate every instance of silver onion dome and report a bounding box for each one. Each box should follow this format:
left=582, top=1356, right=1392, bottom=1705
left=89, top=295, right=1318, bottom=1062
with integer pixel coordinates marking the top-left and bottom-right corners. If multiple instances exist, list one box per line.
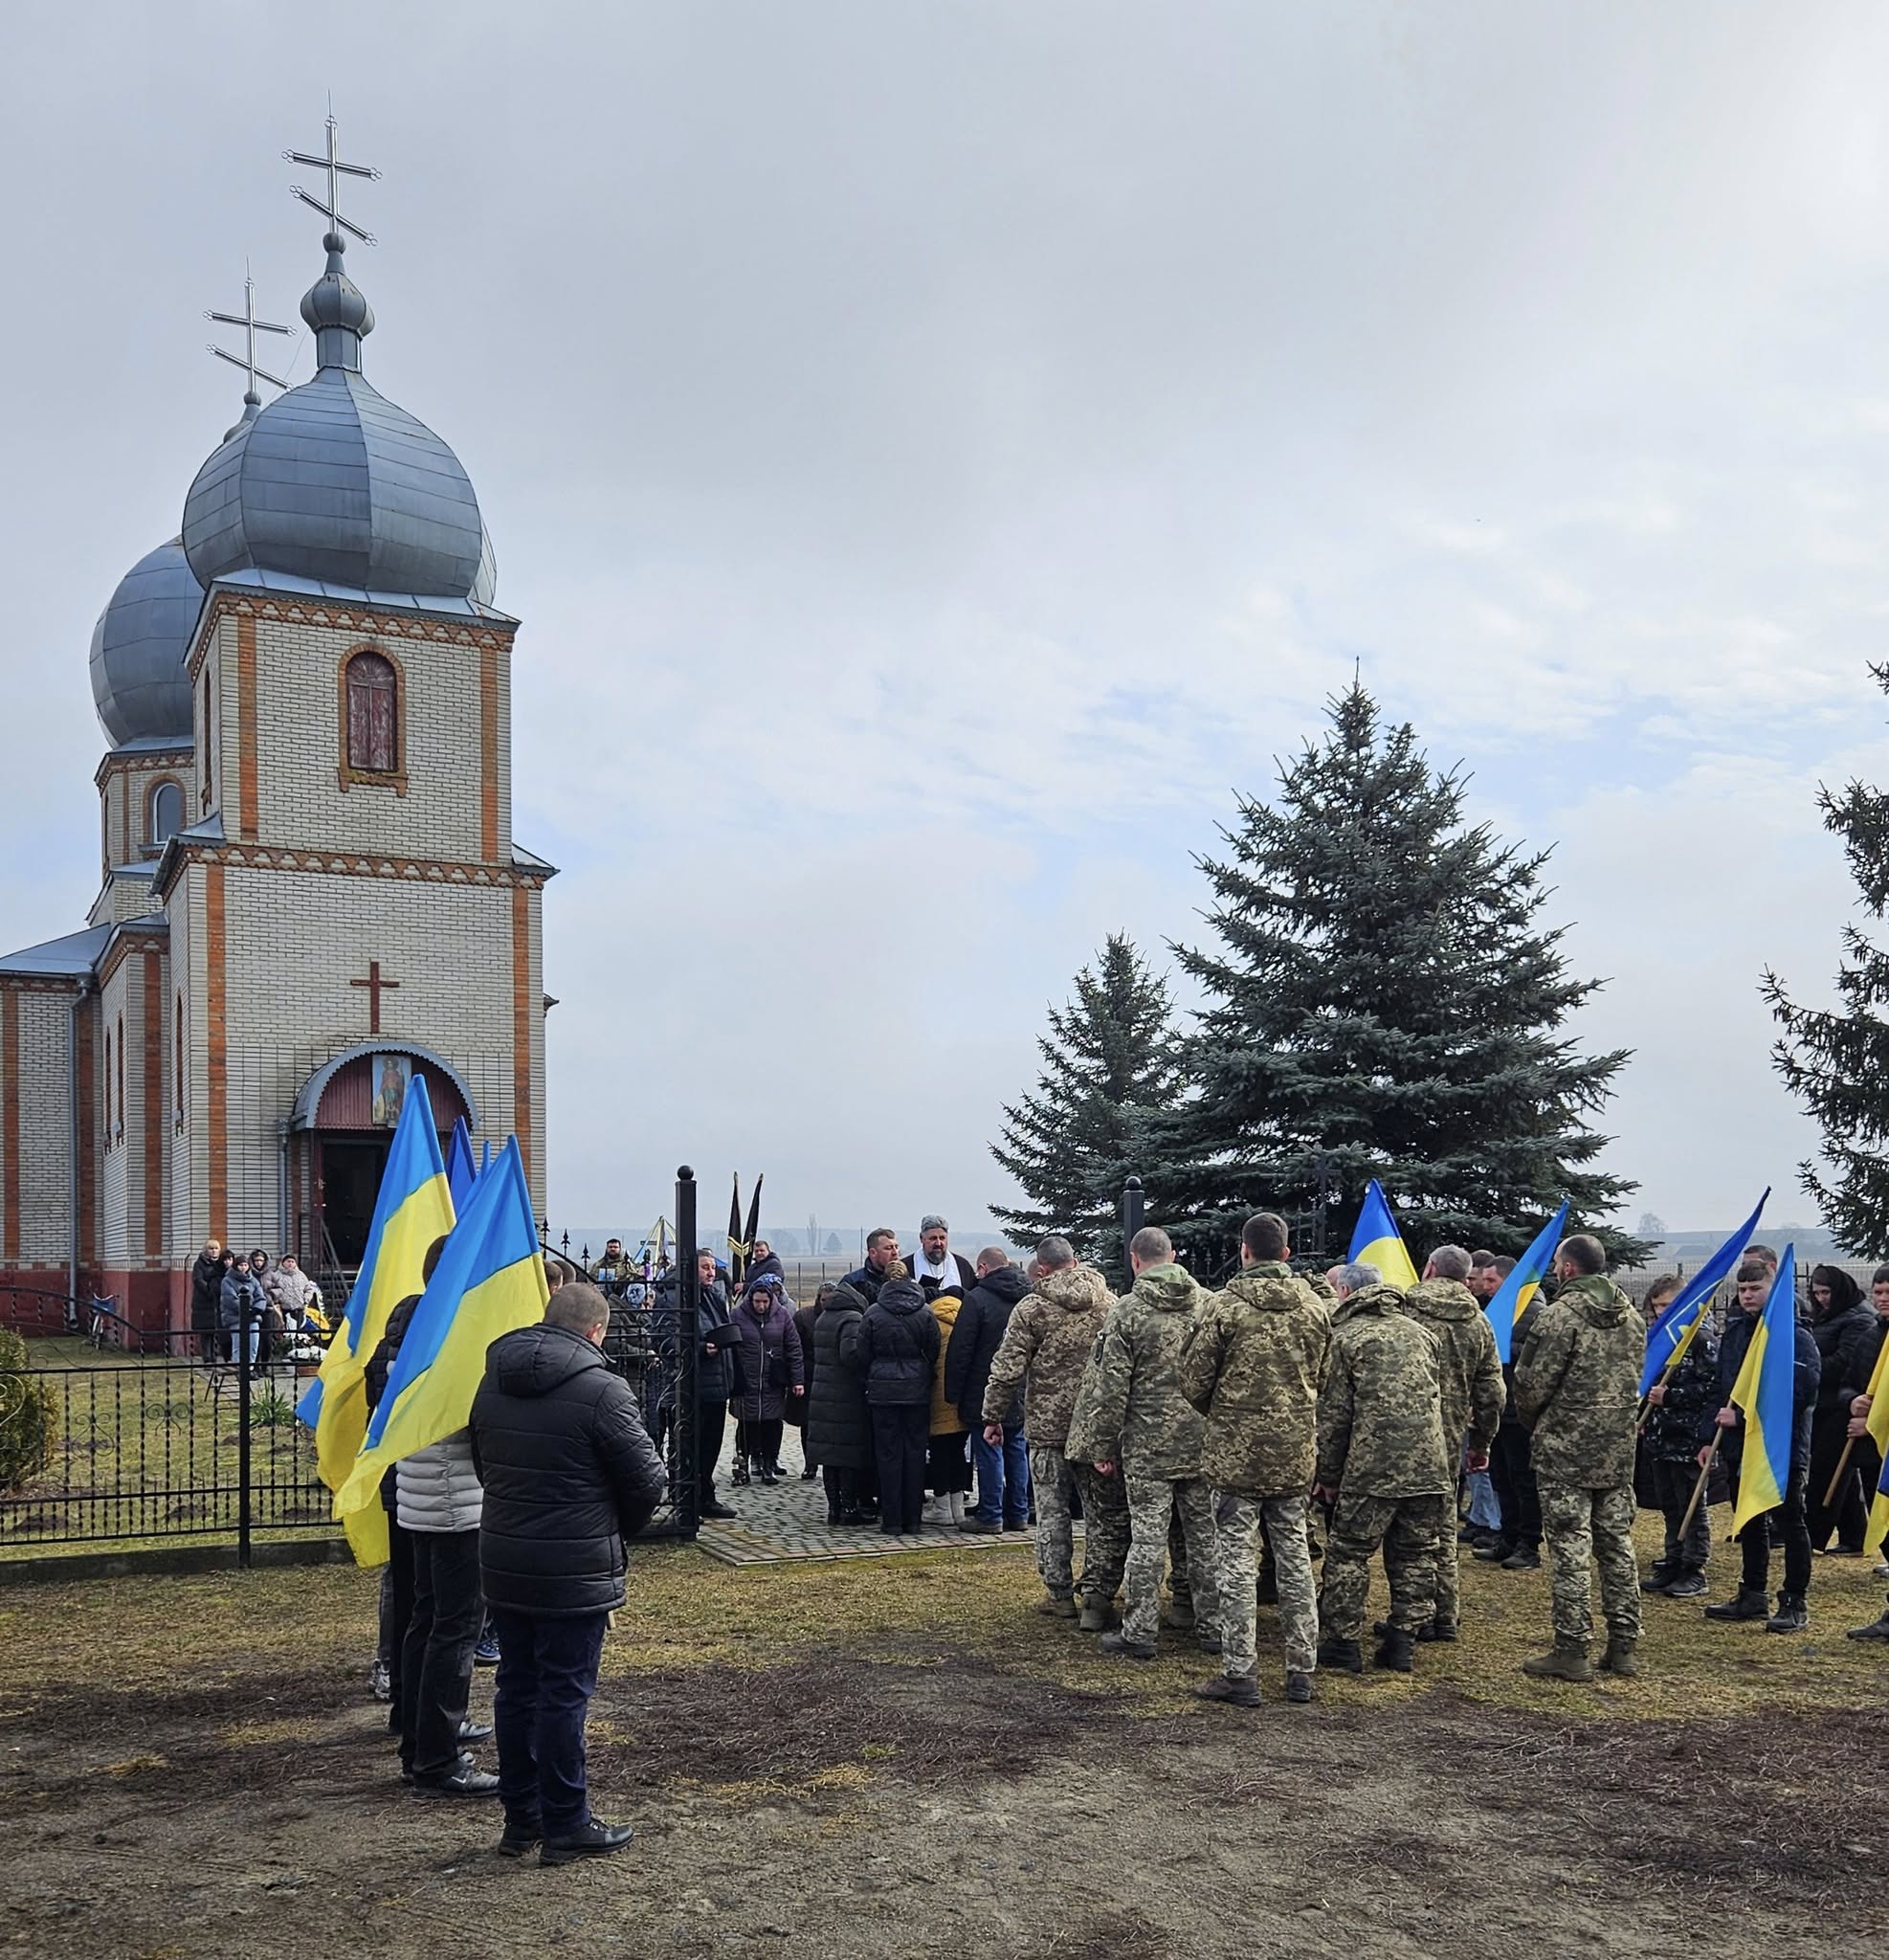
left=89, top=538, right=205, bottom=745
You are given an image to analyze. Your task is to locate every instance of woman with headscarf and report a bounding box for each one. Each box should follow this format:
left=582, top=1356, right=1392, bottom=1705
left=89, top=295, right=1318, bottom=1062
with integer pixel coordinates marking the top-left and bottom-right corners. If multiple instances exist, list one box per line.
left=726, top=1272, right=805, bottom=1484
left=1807, top=1263, right=1878, bottom=1554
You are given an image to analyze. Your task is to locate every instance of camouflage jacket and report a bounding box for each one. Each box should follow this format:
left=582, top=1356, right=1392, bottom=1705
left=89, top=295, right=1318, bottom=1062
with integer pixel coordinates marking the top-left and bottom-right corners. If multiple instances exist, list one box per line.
left=980, top=1262, right=1113, bottom=1446
left=1180, top=1262, right=1332, bottom=1498
left=1512, top=1273, right=1642, bottom=1489
left=1083, top=1262, right=1208, bottom=1480
left=1400, top=1278, right=1507, bottom=1451
left=1315, top=1284, right=1451, bottom=1499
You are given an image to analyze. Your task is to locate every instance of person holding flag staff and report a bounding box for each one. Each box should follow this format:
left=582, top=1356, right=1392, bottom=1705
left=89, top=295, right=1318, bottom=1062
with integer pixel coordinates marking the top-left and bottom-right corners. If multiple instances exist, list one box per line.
left=1700, top=1255, right=1821, bottom=1633
left=1844, top=1265, right=1889, bottom=1641
left=1636, top=1274, right=1719, bottom=1600
left=1511, top=1234, right=1644, bottom=1682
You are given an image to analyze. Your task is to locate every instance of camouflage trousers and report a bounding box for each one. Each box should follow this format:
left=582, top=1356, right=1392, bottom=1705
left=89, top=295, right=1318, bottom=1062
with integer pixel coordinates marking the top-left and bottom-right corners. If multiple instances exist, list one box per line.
left=1214, top=1493, right=1318, bottom=1676
left=1320, top=1492, right=1447, bottom=1640
left=1538, top=1480, right=1642, bottom=1645
left=1073, top=1461, right=1129, bottom=1603
left=1433, top=1518, right=1463, bottom=1634
left=1122, top=1475, right=1219, bottom=1648
left=1030, top=1450, right=1128, bottom=1602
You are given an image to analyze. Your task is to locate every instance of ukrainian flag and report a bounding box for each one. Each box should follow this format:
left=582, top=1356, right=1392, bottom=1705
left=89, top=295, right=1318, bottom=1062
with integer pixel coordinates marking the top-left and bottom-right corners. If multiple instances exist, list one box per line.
left=445, top=1115, right=478, bottom=1211
left=334, top=1136, right=548, bottom=1526
left=1484, top=1201, right=1567, bottom=1364
left=1728, top=1245, right=1799, bottom=1532
left=296, top=1074, right=455, bottom=1562
left=1859, top=1315, right=1889, bottom=1556
left=1347, top=1178, right=1418, bottom=1290
left=1638, top=1190, right=1768, bottom=1397
left=1868, top=1441, right=1889, bottom=1559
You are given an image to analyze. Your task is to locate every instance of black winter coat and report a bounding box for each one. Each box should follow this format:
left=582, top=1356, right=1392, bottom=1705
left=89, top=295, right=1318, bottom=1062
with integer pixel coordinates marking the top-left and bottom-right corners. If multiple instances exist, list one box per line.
left=1642, top=1323, right=1719, bottom=1463
left=854, top=1279, right=940, bottom=1407
left=727, top=1295, right=805, bottom=1422
left=469, top=1323, right=668, bottom=1616
left=944, top=1263, right=1031, bottom=1430
left=786, top=1304, right=819, bottom=1432
left=189, top=1253, right=224, bottom=1333
left=806, top=1284, right=874, bottom=1469
left=1811, top=1301, right=1879, bottom=1417
left=1703, top=1310, right=1822, bottom=1471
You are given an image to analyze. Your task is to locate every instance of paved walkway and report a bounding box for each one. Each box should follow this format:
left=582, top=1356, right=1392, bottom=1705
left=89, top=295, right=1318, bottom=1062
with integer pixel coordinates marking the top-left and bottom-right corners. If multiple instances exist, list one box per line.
left=695, top=1427, right=1053, bottom=1567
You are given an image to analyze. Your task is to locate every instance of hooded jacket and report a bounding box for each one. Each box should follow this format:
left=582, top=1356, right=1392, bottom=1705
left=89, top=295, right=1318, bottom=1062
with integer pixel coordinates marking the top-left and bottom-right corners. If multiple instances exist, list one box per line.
left=1810, top=1290, right=1878, bottom=1418
left=1315, top=1283, right=1451, bottom=1500
left=982, top=1262, right=1113, bottom=1446
left=1085, top=1261, right=1208, bottom=1481
left=1400, top=1277, right=1507, bottom=1451
left=468, top=1321, right=668, bottom=1616
left=1181, top=1261, right=1331, bottom=1498
left=946, top=1262, right=1032, bottom=1431
left=808, top=1281, right=875, bottom=1469
left=855, top=1278, right=941, bottom=1407
left=928, top=1291, right=967, bottom=1436
left=218, top=1262, right=268, bottom=1334
left=1512, top=1272, right=1643, bottom=1489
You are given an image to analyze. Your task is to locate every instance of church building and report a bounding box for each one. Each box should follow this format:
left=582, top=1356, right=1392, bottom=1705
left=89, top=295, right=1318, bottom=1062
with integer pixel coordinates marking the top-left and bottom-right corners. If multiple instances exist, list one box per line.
left=0, top=148, right=553, bottom=1330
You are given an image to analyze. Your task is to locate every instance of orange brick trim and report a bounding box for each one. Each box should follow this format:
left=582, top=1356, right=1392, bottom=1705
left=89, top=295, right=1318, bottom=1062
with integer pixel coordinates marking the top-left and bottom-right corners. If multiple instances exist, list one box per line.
left=236, top=614, right=258, bottom=840
left=93, top=746, right=192, bottom=792
left=95, top=929, right=169, bottom=992
left=77, top=1003, right=96, bottom=1266
left=187, top=590, right=515, bottom=679
left=511, top=886, right=532, bottom=1190
left=336, top=643, right=411, bottom=797
left=1, top=989, right=18, bottom=1261
left=480, top=638, right=500, bottom=862
left=206, top=864, right=228, bottom=1241
left=143, top=951, right=164, bottom=1257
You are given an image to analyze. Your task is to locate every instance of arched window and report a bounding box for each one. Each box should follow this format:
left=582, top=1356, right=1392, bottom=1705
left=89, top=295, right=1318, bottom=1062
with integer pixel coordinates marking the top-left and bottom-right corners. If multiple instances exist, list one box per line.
left=148, top=779, right=182, bottom=852
left=344, top=652, right=399, bottom=774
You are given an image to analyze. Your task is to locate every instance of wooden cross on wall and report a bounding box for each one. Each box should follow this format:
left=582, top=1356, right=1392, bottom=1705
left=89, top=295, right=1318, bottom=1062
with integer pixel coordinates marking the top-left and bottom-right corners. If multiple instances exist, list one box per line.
left=350, top=960, right=400, bottom=1035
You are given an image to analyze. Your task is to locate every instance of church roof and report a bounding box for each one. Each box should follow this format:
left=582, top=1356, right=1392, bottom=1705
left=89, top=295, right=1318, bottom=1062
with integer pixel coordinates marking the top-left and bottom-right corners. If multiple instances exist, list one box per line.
left=0, top=925, right=113, bottom=978
left=206, top=564, right=516, bottom=625
left=89, top=539, right=204, bottom=746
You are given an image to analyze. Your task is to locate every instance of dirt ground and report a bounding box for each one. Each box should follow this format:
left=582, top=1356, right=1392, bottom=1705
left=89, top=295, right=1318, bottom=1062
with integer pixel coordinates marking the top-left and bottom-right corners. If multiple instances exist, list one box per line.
left=5, top=1530, right=1889, bottom=1960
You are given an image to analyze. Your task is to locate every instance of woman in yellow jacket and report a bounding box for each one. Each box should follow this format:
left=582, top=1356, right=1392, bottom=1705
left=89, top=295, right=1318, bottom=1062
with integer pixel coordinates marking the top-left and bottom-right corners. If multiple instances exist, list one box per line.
left=925, top=1286, right=975, bottom=1526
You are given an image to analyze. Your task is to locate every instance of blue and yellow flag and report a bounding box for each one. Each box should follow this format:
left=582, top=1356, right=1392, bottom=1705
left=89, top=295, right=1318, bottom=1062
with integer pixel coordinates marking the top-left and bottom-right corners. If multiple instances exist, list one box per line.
left=1347, top=1178, right=1419, bottom=1290
left=1867, top=1428, right=1889, bottom=1559
left=1639, top=1189, right=1768, bottom=1397
left=445, top=1116, right=478, bottom=1212
left=1728, top=1245, right=1799, bottom=1532
left=334, top=1136, right=548, bottom=1526
left=296, top=1074, right=455, bottom=1563
left=1485, top=1201, right=1567, bottom=1365
left=1857, top=1320, right=1889, bottom=1556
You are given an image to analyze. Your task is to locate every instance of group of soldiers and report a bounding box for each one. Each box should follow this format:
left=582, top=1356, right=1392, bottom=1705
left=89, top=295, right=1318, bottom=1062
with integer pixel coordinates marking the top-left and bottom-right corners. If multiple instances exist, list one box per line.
left=980, top=1212, right=1641, bottom=1705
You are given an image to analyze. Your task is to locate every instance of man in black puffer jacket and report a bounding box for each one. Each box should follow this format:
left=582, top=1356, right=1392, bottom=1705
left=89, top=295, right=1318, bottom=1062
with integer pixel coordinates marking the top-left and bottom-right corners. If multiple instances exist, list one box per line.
left=855, top=1272, right=939, bottom=1535
left=469, top=1283, right=667, bottom=1865
left=946, top=1250, right=1033, bottom=1533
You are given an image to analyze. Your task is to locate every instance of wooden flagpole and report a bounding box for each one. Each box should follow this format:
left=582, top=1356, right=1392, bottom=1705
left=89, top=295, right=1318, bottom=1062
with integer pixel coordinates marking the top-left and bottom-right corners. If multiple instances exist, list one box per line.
left=1679, top=1429, right=1723, bottom=1540
left=1822, top=1437, right=1859, bottom=1511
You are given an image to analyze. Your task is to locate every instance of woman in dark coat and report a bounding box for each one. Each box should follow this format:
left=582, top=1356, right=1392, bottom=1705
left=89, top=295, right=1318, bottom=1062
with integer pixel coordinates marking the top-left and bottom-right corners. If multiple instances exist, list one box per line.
left=189, top=1241, right=226, bottom=1364
left=1807, top=1264, right=1878, bottom=1553
left=726, top=1273, right=805, bottom=1484
left=854, top=1272, right=940, bottom=1536
left=808, top=1281, right=876, bottom=1526
left=788, top=1283, right=832, bottom=1481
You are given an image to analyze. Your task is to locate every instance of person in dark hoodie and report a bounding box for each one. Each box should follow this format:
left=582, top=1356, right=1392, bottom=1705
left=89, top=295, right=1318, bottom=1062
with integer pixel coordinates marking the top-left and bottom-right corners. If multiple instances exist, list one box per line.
left=807, top=1280, right=876, bottom=1526
left=1700, top=1258, right=1822, bottom=1634
left=947, top=1248, right=1033, bottom=1533
left=1806, top=1263, right=1877, bottom=1554
left=853, top=1263, right=940, bottom=1535
left=469, top=1281, right=668, bottom=1866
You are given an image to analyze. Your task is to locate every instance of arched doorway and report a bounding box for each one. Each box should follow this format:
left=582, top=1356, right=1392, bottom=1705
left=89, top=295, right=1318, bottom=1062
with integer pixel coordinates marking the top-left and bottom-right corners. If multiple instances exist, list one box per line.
left=287, top=1044, right=477, bottom=1270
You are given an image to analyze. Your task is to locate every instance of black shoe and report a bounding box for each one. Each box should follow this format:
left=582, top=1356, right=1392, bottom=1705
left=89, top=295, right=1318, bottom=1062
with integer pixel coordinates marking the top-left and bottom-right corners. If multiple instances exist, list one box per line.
left=498, top=1821, right=543, bottom=1858
left=958, top=1515, right=1004, bottom=1534
left=1663, top=1571, right=1707, bottom=1600
left=413, top=1758, right=500, bottom=1797
left=1766, top=1593, right=1809, bottom=1634
left=1500, top=1546, right=1541, bottom=1571
left=457, top=1719, right=494, bottom=1744
left=1283, top=1670, right=1316, bottom=1704
left=1641, top=1565, right=1677, bottom=1595
left=1473, top=1538, right=1515, bottom=1564
left=1847, top=1613, right=1889, bottom=1640
left=1373, top=1629, right=1415, bottom=1673
left=1317, top=1635, right=1364, bottom=1674
left=1704, top=1587, right=1771, bottom=1622
left=758, top=1464, right=779, bottom=1486
left=730, top=1460, right=750, bottom=1485
left=700, top=1500, right=738, bottom=1521
left=541, top=1818, right=634, bottom=1867
left=800, top=1464, right=818, bottom=1481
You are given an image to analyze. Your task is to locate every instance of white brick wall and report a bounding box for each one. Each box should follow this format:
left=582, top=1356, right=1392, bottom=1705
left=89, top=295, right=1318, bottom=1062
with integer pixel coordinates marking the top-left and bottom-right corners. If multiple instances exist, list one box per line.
left=14, top=991, right=75, bottom=1265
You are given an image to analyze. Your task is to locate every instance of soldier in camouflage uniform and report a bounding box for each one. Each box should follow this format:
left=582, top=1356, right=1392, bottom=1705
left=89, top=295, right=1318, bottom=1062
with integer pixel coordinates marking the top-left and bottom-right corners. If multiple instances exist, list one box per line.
left=981, top=1237, right=1114, bottom=1620
left=1181, top=1212, right=1331, bottom=1706
left=1313, top=1262, right=1451, bottom=1673
left=1398, top=1246, right=1506, bottom=1641
left=1083, top=1227, right=1221, bottom=1659
left=1512, top=1233, right=1645, bottom=1682
left=1063, top=1325, right=1131, bottom=1630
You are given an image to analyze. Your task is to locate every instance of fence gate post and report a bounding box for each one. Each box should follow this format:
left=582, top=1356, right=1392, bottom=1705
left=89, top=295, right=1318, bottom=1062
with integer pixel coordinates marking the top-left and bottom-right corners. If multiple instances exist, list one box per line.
left=237, top=1303, right=254, bottom=1569
left=1121, top=1175, right=1145, bottom=1278
left=674, top=1165, right=700, bottom=1539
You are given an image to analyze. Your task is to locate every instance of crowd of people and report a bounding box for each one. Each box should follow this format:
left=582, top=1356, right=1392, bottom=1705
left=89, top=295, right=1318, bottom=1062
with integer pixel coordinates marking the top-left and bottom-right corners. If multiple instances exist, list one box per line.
left=186, top=1237, right=328, bottom=1367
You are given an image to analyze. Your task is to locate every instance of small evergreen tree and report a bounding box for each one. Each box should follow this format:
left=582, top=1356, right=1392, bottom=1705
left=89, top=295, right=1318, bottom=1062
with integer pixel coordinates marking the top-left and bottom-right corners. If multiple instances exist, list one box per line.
left=1764, top=669, right=1889, bottom=1251
left=991, top=933, right=1182, bottom=1281
left=1147, top=682, right=1645, bottom=1273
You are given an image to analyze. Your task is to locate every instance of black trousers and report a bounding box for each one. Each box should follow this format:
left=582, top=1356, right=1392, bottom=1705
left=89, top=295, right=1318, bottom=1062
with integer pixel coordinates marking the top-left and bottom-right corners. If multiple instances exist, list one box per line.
left=1649, top=1458, right=1712, bottom=1571
left=491, top=1608, right=608, bottom=1838
left=823, top=1464, right=859, bottom=1515
left=1733, top=1459, right=1813, bottom=1599
left=697, top=1397, right=727, bottom=1501
left=1807, top=1412, right=1869, bottom=1550
left=1489, top=1422, right=1542, bottom=1548
left=380, top=1506, right=415, bottom=1725
left=741, top=1416, right=785, bottom=1468
left=401, top=1528, right=483, bottom=1778
left=872, top=1404, right=929, bottom=1533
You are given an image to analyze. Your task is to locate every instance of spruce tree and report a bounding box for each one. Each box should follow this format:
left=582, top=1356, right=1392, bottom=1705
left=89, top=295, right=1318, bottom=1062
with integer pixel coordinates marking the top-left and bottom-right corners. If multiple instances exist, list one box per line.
left=1764, top=670, right=1889, bottom=1251
left=991, top=933, right=1181, bottom=1281
left=1148, top=681, right=1644, bottom=1273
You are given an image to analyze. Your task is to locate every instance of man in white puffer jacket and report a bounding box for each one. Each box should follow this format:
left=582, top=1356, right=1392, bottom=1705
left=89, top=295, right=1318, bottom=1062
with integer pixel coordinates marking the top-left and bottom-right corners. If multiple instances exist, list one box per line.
left=397, top=1420, right=496, bottom=1795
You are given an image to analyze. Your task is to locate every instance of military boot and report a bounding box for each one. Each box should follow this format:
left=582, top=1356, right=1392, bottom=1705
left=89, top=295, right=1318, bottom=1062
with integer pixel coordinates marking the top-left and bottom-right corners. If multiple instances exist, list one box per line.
left=1162, top=1592, right=1196, bottom=1631
left=1316, top=1634, right=1364, bottom=1674
left=1372, top=1628, right=1415, bottom=1673
left=1098, top=1631, right=1157, bottom=1660
left=1283, top=1670, right=1316, bottom=1704
left=1703, top=1586, right=1770, bottom=1622
left=1473, top=1537, right=1515, bottom=1564
left=1076, top=1597, right=1113, bottom=1634
left=1034, top=1592, right=1078, bottom=1619
left=1766, top=1592, right=1809, bottom=1634
left=1598, top=1636, right=1638, bottom=1678
left=1521, top=1637, right=1592, bottom=1682
left=1640, top=1563, right=1677, bottom=1595
left=1193, top=1672, right=1260, bottom=1708
left=1846, top=1611, right=1889, bottom=1641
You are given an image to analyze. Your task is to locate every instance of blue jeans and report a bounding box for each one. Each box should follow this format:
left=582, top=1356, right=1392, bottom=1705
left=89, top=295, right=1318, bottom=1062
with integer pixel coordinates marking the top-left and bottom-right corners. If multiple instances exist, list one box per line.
left=1463, top=1465, right=1500, bottom=1530
left=970, top=1426, right=1031, bottom=1526
left=490, top=1607, right=609, bottom=1837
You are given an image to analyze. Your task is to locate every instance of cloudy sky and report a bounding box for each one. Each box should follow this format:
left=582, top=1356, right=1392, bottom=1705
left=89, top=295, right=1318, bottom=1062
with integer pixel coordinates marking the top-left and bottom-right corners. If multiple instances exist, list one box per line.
left=4, top=1, right=1886, bottom=1245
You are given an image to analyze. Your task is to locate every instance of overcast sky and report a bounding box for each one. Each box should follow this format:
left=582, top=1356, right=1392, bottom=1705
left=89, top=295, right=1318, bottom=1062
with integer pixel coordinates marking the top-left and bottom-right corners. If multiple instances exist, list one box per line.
left=4, top=2, right=1885, bottom=1244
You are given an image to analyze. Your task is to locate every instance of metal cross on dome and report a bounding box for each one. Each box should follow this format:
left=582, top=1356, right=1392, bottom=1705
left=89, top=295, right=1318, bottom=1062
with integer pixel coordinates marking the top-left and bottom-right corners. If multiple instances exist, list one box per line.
left=205, top=270, right=293, bottom=395
left=285, top=112, right=380, bottom=246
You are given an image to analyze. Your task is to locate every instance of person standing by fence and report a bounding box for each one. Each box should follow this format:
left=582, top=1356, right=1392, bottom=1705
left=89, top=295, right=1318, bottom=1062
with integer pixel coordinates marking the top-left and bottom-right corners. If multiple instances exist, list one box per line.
left=727, top=1274, right=805, bottom=1484
left=189, top=1240, right=223, bottom=1364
